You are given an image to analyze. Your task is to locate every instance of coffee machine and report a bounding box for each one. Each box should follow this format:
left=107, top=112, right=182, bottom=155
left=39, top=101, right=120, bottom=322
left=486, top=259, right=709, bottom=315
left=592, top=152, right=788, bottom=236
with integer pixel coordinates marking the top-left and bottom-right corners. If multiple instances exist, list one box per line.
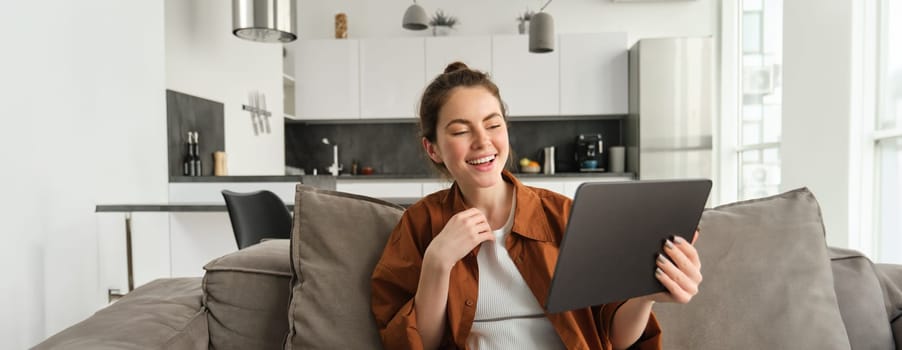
left=575, top=134, right=605, bottom=171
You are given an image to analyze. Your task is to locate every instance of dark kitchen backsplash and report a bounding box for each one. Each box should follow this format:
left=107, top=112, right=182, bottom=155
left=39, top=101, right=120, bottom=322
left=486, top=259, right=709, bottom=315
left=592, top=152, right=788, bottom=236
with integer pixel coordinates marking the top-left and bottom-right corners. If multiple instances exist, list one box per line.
left=285, top=117, right=623, bottom=176
left=166, top=89, right=225, bottom=177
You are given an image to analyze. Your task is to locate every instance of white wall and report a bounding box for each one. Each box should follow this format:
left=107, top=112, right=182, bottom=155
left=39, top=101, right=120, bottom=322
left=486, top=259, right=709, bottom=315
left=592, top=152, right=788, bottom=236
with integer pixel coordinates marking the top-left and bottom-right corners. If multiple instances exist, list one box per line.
left=0, top=1, right=166, bottom=348
left=296, top=0, right=714, bottom=42
left=166, top=0, right=285, bottom=175
left=782, top=0, right=854, bottom=247
left=292, top=0, right=716, bottom=52
left=0, top=1, right=719, bottom=347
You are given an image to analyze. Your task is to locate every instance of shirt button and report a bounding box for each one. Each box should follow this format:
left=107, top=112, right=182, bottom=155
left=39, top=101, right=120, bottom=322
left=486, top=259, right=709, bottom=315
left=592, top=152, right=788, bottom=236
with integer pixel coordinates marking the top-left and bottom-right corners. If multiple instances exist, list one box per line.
left=465, top=299, right=474, bottom=307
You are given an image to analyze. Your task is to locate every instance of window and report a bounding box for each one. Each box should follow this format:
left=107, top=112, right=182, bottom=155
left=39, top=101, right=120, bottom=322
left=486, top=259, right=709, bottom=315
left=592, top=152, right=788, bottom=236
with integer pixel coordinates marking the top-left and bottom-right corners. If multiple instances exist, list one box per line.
left=738, top=0, right=783, bottom=200
left=872, top=0, right=902, bottom=263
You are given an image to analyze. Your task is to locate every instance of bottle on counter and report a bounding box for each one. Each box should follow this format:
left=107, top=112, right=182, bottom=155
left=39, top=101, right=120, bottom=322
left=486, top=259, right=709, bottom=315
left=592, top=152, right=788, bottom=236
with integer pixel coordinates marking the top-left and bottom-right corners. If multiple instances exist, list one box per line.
left=192, top=131, right=203, bottom=176
left=543, top=146, right=556, bottom=175
left=183, top=131, right=194, bottom=176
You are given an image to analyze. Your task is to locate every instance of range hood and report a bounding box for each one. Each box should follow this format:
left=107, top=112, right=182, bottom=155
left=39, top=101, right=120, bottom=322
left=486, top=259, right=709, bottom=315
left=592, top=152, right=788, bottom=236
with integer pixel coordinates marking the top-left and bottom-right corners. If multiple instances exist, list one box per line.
left=232, top=0, right=297, bottom=43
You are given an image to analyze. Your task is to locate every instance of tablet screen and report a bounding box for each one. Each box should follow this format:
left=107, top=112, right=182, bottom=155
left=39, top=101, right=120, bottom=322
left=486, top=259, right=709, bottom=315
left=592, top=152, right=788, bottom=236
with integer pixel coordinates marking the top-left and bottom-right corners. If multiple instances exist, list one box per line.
left=545, top=179, right=711, bottom=313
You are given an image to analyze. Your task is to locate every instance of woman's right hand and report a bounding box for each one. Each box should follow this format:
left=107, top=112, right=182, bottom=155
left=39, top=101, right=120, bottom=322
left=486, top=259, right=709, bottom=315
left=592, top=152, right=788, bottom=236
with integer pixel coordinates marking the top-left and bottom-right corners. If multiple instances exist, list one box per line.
left=424, top=208, right=495, bottom=270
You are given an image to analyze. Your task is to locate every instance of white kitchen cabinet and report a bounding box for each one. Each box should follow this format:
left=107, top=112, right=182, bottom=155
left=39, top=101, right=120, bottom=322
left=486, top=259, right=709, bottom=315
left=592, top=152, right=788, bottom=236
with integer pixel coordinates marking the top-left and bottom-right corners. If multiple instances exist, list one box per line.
left=292, top=39, right=359, bottom=120
left=336, top=179, right=423, bottom=198
left=560, top=33, right=628, bottom=115
left=98, top=212, right=172, bottom=294
left=520, top=179, right=567, bottom=196
left=425, top=36, right=492, bottom=81
left=522, top=176, right=634, bottom=198
left=421, top=179, right=453, bottom=195
left=166, top=181, right=299, bottom=278
left=283, top=74, right=296, bottom=118
left=337, top=179, right=453, bottom=199
left=491, top=35, right=559, bottom=117
left=288, top=34, right=627, bottom=120
left=360, top=38, right=426, bottom=119
left=168, top=182, right=299, bottom=203
left=561, top=176, right=632, bottom=198
left=170, top=212, right=236, bottom=278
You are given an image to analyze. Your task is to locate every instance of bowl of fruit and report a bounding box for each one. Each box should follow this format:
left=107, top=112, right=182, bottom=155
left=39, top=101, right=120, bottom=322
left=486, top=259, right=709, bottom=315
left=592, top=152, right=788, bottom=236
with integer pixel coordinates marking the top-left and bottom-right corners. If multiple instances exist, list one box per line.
left=519, top=157, right=541, bottom=174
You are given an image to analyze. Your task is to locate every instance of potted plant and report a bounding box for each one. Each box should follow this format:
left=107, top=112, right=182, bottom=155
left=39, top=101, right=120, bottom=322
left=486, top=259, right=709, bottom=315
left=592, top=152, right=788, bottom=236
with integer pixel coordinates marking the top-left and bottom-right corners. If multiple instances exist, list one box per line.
left=429, top=9, right=457, bottom=36
left=517, top=9, right=534, bottom=35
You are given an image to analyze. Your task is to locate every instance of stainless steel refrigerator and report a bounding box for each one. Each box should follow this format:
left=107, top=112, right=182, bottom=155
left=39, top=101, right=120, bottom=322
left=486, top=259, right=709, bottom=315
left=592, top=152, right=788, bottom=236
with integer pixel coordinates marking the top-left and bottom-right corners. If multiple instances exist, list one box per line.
left=626, top=37, right=715, bottom=188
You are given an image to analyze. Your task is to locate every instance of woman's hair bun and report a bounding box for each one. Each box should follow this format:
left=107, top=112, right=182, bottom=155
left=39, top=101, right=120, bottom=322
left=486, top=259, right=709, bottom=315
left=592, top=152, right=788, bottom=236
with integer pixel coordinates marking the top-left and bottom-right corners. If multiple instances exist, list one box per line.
left=443, top=61, right=469, bottom=74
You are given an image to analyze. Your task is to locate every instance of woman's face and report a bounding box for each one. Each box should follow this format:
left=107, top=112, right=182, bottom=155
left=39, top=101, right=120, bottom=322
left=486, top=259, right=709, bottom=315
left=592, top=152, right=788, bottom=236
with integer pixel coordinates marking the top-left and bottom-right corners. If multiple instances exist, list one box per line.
left=424, top=86, right=509, bottom=190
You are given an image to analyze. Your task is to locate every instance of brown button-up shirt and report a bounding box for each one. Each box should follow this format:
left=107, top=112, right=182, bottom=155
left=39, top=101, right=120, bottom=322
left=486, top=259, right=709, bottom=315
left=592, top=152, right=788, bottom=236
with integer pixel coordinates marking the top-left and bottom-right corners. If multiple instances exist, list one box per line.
left=371, top=170, right=661, bottom=349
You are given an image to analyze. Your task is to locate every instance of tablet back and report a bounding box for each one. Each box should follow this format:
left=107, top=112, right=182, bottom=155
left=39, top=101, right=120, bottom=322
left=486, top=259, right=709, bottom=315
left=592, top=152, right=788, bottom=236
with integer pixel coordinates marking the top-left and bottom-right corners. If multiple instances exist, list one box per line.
left=545, top=179, right=711, bottom=313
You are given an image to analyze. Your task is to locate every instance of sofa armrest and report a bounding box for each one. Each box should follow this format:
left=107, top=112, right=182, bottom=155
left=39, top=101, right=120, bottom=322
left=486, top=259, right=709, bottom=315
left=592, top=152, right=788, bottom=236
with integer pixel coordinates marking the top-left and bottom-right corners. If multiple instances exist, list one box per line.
left=203, top=239, right=291, bottom=350
left=893, top=320, right=902, bottom=350
left=32, top=277, right=207, bottom=350
left=875, top=263, right=902, bottom=349
left=828, top=247, right=895, bottom=349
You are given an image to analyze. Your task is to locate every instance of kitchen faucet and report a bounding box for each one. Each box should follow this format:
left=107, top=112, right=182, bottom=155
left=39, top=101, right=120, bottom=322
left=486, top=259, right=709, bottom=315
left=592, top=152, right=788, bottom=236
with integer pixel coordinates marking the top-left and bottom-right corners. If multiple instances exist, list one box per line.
left=322, top=138, right=342, bottom=176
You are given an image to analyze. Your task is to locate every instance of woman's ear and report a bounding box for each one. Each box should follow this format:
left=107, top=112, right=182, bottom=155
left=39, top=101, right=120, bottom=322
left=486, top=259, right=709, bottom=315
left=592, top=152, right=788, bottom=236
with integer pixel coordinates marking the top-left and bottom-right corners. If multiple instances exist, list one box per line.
left=422, top=137, right=443, bottom=164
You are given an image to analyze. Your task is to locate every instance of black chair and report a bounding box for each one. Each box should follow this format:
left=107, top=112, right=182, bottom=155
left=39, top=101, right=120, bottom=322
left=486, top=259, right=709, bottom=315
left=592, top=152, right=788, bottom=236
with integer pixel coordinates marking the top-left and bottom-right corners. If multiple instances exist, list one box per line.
left=221, top=190, right=292, bottom=249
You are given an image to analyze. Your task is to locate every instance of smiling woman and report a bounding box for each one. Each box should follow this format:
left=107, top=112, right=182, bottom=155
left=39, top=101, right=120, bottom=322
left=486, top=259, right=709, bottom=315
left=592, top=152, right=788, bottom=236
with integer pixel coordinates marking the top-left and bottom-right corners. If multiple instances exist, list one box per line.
left=416, top=62, right=509, bottom=179
left=423, top=88, right=509, bottom=192
left=369, top=61, right=698, bottom=350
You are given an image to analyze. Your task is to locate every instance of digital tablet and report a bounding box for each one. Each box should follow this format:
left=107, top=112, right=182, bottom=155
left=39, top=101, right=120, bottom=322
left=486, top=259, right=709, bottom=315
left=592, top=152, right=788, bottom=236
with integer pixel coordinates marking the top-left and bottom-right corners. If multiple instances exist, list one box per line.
left=545, top=179, right=712, bottom=313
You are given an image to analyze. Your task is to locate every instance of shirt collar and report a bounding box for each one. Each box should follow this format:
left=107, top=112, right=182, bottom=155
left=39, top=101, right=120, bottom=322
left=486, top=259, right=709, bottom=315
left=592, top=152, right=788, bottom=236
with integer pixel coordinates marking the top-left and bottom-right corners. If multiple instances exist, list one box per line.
left=444, top=169, right=556, bottom=242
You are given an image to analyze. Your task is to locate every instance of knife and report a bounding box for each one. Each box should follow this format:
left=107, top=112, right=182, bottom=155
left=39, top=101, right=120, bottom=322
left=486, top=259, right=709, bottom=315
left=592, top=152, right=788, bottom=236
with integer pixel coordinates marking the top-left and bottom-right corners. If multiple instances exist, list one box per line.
left=250, top=91, right=259, bottom=135
left=262, top=93, right=270, bottom=134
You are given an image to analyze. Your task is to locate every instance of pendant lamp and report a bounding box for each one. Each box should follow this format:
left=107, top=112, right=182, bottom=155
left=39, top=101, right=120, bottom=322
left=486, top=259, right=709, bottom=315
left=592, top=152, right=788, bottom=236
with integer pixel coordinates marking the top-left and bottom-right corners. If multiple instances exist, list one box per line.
left=529, top=0, right=555, bottom=53
left=402, top=0, right=429, bottom=31
left=232, top=0, right=297, bottom=43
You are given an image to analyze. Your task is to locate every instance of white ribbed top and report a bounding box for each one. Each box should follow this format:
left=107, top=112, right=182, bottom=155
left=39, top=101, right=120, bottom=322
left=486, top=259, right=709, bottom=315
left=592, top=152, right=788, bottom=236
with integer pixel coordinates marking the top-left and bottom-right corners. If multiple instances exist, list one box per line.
left=466, top=193, right=565, bottom=350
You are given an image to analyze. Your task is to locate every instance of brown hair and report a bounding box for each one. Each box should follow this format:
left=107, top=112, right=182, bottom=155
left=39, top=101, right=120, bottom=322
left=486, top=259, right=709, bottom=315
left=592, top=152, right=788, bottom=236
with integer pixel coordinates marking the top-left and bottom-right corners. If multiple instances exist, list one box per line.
left=417, top=62, right=508, bottom=176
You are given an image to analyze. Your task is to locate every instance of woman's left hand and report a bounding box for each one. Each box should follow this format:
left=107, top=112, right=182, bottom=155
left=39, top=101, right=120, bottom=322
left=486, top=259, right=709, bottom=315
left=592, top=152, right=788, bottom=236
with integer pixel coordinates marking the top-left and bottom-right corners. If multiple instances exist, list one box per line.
left=641, top=229, right=702, bottom=304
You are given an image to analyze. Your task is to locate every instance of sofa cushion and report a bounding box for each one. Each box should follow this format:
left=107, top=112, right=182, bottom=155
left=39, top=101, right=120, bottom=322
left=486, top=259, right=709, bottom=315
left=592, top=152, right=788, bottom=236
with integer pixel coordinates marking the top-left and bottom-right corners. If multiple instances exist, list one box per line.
left=894, top=320, right=902, bottom=350
left=875, top=263, right=902, bottom=349
left=33, top=277, right=207, bottom=350
left=652, top=188, right=851, bottom=349
left=203, top=239, right=292, bottom=350
left=286, top=185, right=404, bottom=350
left=828, top=247, right=895, bottom=349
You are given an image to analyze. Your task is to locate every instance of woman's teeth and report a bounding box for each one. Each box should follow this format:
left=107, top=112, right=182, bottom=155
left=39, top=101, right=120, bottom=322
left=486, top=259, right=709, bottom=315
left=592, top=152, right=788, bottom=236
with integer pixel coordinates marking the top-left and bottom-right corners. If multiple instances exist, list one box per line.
left=467, top=155, right=496, bottom=165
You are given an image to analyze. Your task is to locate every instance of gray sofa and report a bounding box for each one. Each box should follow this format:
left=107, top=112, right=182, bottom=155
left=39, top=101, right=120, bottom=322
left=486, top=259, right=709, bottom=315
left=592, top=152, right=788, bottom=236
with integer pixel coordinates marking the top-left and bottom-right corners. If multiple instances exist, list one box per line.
left=34, top=186, right=902, bottom=349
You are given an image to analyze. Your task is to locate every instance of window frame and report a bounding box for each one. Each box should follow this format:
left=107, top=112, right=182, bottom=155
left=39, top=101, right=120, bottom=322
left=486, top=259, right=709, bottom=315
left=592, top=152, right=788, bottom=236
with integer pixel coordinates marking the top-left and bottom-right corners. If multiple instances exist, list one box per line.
left=853, top=0, right=902, bottom=261
left=718, top=0, right=741, bottom=206
left=727, top=0, right=784, bottom=203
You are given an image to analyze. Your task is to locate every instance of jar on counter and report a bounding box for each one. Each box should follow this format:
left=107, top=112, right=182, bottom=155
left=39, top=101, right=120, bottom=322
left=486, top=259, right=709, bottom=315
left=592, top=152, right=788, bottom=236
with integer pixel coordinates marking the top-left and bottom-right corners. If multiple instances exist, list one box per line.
left=335, top=13, right=348, bottom=39
left=213, top=151, right=228, bottom=176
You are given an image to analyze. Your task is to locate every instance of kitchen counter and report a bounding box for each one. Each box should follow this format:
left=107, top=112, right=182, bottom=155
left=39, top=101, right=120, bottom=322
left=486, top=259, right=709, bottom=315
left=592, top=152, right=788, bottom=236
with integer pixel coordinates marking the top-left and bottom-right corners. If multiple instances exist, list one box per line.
left=96, top=196, right=421, bottom=212
left=167, top=172, right=636, bottom=205
left=168, top=172, right=636, bottom=183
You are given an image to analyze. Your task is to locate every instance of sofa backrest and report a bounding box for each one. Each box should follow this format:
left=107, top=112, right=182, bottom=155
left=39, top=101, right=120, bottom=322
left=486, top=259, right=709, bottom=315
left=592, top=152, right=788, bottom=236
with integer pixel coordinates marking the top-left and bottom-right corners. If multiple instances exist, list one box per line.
left=285, top=185, right=404, bottom=350
left=652, top=188, right=852, bottom=349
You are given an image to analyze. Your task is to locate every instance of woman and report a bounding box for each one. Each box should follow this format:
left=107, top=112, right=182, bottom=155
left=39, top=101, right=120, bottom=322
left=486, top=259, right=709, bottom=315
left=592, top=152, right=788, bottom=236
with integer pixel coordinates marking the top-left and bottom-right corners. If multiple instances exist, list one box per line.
left=371, top=62, right=702, bottom=350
